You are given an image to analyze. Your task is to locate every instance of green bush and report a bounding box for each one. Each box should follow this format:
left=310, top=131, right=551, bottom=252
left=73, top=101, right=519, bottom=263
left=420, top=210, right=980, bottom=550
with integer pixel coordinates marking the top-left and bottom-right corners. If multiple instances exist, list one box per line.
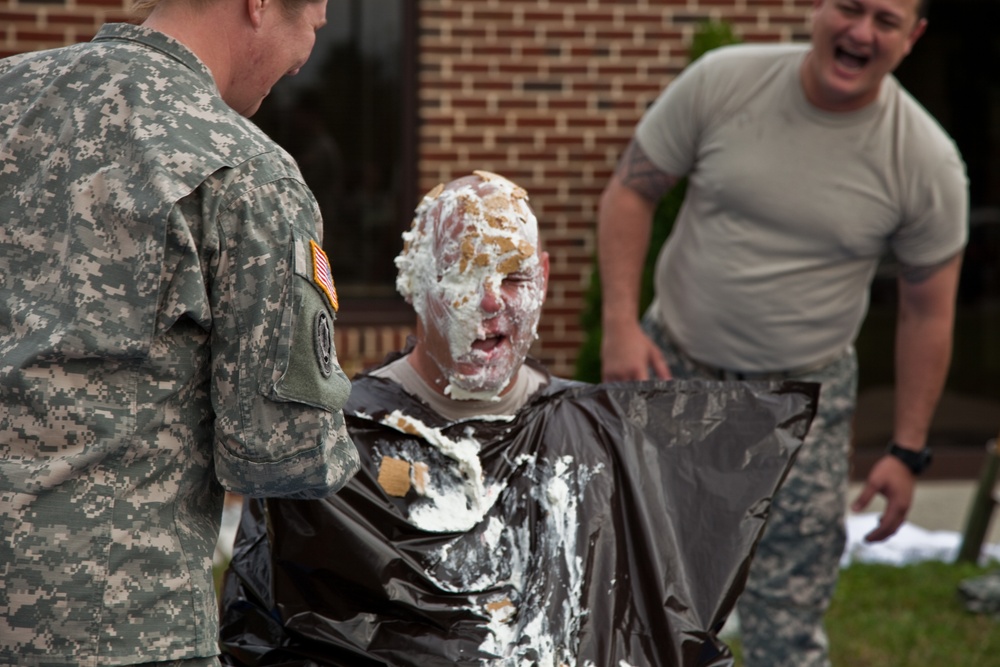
left=575, top=21, right=739, bottom=382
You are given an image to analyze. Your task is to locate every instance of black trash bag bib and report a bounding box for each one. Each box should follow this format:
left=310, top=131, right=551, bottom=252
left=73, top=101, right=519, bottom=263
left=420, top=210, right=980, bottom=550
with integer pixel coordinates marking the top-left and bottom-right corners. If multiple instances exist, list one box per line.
left=220, top=372, right=817, bottom=667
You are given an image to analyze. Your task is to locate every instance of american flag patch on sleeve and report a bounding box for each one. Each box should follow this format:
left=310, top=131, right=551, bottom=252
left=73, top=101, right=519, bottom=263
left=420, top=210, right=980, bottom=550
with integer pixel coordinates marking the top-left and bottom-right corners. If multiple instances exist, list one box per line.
left=310, top=240, right=339, bottom=311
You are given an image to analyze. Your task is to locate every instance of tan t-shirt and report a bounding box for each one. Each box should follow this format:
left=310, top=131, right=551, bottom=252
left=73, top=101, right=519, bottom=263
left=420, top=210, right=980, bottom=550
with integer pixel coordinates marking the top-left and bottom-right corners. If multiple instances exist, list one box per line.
left=369, top=355, right=548, bottom=422
left=636, top=43, right=968, bottom=372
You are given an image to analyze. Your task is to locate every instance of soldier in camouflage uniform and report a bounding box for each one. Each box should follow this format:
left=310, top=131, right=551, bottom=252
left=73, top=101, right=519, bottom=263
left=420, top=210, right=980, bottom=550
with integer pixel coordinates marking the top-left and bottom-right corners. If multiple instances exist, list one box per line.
left=597, top=0, right=967, bottom=665
left=0, top=0, right=359, bottom=664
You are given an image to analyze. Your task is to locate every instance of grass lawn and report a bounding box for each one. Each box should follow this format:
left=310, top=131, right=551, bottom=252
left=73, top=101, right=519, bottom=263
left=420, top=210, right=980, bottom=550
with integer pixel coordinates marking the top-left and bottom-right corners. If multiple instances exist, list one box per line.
left=727, top=560, right=1000, bottom=666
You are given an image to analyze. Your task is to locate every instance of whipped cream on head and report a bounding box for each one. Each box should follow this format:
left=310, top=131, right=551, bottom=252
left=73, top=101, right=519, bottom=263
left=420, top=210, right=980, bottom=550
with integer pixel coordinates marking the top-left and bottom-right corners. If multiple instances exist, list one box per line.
left=396, top=171, right=546, bottom=400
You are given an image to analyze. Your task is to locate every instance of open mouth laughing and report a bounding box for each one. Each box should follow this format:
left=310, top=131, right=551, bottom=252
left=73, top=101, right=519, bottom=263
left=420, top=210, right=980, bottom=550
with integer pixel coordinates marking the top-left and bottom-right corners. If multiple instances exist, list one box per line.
left=835, top=45, right=870, bottom=71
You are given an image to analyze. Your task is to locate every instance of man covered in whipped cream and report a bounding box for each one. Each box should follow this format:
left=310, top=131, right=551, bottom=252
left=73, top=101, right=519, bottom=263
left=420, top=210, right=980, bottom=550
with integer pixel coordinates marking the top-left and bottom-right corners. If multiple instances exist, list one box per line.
left=382, top=170, right=550, bottom=410
left=218, top=172, right=818, bottom=667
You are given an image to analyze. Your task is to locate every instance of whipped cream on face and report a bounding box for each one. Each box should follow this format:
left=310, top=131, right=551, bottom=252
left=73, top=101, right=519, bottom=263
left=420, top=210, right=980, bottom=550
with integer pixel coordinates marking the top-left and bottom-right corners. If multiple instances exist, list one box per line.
left=395, top=171, right=546, bottom=401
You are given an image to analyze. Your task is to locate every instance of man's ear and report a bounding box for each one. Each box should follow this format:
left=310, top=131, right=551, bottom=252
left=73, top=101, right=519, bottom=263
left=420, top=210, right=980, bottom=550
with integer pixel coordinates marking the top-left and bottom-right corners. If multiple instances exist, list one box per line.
left=540, top=251, right=551, bottom=299
left=247, top=0, right=267, bottom=30
left=903, top=17, right=927, bottom=56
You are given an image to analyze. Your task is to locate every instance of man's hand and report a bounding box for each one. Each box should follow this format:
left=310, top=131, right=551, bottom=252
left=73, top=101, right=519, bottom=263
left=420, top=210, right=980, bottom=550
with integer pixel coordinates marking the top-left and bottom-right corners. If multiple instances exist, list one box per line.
left=850, top=454, right=917, bottom=542
left=601, top=320, right=671, bottom=382
left=597, top=138, right=679, bottom=384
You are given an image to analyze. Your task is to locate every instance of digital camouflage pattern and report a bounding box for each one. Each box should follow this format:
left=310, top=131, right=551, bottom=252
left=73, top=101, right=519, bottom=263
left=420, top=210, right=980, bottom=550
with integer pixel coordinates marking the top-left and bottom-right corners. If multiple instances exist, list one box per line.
left=644, top=315, right=856, bottom=667
left=0, top=23, right=359, bottom=667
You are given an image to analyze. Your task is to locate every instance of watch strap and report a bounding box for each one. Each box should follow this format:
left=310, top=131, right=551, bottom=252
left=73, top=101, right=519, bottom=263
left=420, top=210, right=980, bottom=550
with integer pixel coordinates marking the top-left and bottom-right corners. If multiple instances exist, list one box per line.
left=885, top=442, right=933, bottom=475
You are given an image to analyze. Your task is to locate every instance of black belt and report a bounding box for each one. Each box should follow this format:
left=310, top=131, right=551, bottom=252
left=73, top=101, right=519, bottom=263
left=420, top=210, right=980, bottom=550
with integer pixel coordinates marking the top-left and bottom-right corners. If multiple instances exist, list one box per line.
left=683, top=348, right=848, bottom=381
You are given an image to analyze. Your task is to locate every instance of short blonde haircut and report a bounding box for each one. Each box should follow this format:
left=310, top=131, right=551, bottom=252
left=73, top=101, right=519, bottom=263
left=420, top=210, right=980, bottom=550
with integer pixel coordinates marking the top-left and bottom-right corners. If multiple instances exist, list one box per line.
left=130, top=0, right=322, bottom=21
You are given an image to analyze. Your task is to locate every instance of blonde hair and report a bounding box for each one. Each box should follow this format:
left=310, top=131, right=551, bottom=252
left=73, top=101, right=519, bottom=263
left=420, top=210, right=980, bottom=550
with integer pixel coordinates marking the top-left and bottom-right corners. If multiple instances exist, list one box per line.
left=129, top=0, right=160, bottom=19
left=130, top=0, right=321, bottom=21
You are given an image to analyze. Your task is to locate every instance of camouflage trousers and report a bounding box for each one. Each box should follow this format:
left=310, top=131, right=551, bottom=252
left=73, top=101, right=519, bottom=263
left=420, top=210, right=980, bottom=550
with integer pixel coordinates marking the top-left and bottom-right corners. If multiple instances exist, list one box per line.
left=141, top=659, right=221, bottom=667
left=644, top=315, right=856, bottom=667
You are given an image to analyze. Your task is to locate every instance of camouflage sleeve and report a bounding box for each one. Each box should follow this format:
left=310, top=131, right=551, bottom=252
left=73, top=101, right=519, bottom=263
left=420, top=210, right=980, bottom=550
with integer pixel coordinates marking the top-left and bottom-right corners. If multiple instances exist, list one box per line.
left=205, top=160, right=359, bottom=498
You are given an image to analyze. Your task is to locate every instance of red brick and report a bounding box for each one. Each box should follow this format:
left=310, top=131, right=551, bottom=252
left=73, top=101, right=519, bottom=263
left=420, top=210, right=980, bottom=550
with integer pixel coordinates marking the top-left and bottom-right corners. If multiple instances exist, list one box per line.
left=545, top=98, right=594, bottom=110
left=499, top=115, right=560, bottom=129
left=620, top=46, right=668, bottom=59
left=420, top=8, right=464, bottom=20
left=465, top=150, right=508, bottom=162
left=47, top=13, right=99, bottom=26
left=0, top=11, right=39, bottom=21
left=547, top=63, right=590, bottom=76
left=14, top=29, right=66, bottom=42
left=571, top=81, right=615, bottom=93
left=521, top=10, right=567, bottom=23
left=768, top=13, right=812, bottom=26
left=587, top=29, right=635, bottom=41
left=742, top=30, right=788, bottom=42
left=449, top=27, right=491, bottom=38
left=496, top=60, right=542, bottom=75
left=451, top=62, right=494, bottom=74
left=472, top=45, right=516, bottom=56
left=496, top=98, right=541, bottom=111
left=495, top=27, right=537, bottom=40
left=450, top=98, right=490, bottom=110
left=423, top=44, right=466, bottom=56
left=475, top=80, right=521, bottom=92
left=470, top=9, right=520, bottom=22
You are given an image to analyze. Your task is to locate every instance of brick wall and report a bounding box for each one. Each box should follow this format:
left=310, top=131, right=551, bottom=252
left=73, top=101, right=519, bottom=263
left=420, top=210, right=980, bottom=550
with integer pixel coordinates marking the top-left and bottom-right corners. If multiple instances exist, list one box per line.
left=0, top=0, right=131, bottom=58
left=417, top=0, right=813, bottom=377
left=1, top=0, right=815, bottom=378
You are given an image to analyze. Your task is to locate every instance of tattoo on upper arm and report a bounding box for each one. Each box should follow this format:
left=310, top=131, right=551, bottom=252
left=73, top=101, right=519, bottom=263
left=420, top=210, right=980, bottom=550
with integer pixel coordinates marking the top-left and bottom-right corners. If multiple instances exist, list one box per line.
left=898, top=254, right=958, bottom=285
left=615, top=139, right=676, bottom=203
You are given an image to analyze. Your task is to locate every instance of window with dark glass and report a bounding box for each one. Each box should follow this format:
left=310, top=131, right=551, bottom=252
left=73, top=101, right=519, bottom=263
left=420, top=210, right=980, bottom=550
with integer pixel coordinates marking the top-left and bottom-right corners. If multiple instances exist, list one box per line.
left=252, top=0, right=415, bottom=320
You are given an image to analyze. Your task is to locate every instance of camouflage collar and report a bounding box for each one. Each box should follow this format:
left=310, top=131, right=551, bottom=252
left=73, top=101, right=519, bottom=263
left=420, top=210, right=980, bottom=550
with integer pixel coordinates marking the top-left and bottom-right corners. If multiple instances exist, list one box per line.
left=93, top=23, right=216, bottom=94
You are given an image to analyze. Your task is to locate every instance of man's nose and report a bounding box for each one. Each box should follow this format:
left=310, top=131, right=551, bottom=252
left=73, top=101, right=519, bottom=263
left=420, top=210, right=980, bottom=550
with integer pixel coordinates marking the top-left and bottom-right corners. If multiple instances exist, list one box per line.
left=480, top=285, right=504, bottom=314
left=847, top=14, right=876, bottom=43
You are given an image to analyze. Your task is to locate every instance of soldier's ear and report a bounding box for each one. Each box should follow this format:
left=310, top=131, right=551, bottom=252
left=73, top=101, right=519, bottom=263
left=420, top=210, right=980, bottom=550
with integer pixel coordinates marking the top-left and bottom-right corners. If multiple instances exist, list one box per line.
left=247, top=0, right=267, bottom=30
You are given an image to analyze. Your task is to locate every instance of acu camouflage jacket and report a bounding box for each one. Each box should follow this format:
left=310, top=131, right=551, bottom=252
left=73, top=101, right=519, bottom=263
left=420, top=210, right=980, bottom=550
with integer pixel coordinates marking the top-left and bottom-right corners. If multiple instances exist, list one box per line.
left=0, top=23, right=358, bottom=666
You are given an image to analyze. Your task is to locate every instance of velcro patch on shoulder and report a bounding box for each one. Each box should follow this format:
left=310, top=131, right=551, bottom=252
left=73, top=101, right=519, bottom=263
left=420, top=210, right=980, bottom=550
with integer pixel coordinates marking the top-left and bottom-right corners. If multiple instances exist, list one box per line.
left=310, top=239, right=339, bottom=311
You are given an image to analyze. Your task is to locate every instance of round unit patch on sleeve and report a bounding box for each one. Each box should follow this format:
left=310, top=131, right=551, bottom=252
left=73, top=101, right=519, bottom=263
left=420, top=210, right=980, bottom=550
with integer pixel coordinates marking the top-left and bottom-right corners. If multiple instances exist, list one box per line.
left=314, top=310, right=334, bottom=378
left=310, top=239, right=339, bottom=311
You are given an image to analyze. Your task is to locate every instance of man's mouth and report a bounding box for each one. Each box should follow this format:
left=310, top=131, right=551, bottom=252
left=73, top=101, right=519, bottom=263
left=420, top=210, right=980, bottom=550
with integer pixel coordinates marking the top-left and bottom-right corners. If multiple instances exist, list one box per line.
left=835, top=46, right=870, bottom=72
left=472, top=334, right=506, bottom=353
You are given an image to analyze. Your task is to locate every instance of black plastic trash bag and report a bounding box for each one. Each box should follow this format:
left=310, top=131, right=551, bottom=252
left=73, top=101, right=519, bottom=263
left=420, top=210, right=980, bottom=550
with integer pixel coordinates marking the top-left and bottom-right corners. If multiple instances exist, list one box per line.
left=219, top=368, right=817, bottom=667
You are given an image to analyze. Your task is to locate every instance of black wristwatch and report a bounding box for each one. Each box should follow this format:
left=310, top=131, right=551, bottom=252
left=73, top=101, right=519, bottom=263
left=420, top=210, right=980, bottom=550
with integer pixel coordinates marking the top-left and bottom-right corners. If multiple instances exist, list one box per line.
left=885, top=441, right=933, bottom=475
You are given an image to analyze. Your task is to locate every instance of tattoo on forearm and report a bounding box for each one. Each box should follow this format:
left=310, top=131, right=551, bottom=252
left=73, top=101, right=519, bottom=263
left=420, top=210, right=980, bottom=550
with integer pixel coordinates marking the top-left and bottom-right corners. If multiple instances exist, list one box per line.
left=899, top=256, right=957, bottom=285
left=615, top=139, right=676, bottom=202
